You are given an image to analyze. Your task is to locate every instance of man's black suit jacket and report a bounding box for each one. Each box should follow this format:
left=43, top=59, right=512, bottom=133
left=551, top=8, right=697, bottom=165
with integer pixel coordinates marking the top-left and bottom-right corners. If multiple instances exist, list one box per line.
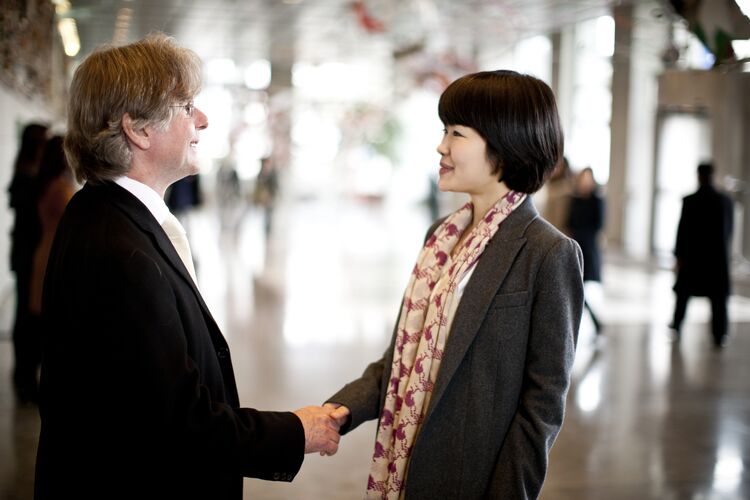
left=35, top=182, right=304, bottom=499
left=674, top=184, right=734, bottom=297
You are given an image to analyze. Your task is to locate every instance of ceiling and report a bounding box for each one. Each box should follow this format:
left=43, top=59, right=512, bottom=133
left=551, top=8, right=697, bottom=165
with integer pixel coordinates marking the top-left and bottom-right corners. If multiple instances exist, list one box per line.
left=66, top=0, right=640, bottom=68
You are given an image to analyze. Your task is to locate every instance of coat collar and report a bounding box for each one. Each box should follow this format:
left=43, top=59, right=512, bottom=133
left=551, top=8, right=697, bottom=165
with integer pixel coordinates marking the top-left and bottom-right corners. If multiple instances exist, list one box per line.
left=424, top=195, right=539, bottom=418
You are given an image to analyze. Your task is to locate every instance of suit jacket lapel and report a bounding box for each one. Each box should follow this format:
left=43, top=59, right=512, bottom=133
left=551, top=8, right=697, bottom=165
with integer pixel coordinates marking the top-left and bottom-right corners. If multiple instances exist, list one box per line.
left=99, top=183, right=214, bottom=317
left=425, top=196, right=538, bottom=418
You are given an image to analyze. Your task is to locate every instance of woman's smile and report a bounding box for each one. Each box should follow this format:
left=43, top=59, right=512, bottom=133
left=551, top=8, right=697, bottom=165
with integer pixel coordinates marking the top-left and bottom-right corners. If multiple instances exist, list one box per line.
left=439, top=163, right=454, bottom=176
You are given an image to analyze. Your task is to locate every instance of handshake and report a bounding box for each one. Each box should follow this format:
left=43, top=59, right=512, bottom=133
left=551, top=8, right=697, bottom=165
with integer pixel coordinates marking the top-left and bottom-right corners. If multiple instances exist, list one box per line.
left=293, top=403, right=350, bottom=456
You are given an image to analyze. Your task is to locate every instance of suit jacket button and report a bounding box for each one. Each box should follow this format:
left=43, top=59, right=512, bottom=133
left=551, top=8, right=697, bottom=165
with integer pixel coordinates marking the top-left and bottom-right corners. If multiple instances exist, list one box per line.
left=273, top=472, right=280, bottom=480
left=217, top=347, right=229, bottom=359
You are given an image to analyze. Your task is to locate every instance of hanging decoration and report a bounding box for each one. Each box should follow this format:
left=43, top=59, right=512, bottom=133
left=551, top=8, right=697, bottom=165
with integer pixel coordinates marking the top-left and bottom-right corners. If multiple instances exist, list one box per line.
left=669, top=0, right=750, bottom=65
left=351, top=0, right=386, bottom=34
left=0, top=0, right=56, bottom=100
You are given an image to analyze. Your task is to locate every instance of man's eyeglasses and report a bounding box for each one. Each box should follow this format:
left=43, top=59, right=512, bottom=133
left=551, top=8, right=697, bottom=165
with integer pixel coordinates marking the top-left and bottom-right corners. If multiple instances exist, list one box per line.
left=170, top=101, right=195, bottom=117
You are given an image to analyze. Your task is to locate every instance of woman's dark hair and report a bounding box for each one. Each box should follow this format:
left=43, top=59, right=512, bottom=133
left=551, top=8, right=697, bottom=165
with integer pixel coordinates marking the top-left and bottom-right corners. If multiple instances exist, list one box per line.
left=36, top=136, right=69, bottom=194
left=14, top=123, right=49, bottom=176
left=438, top=70, right=563, bottom=193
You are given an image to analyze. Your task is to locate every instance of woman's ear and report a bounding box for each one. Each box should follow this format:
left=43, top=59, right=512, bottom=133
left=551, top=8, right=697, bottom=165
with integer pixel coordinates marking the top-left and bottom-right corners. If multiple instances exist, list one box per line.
left=121, top=113, right=150, bottom=151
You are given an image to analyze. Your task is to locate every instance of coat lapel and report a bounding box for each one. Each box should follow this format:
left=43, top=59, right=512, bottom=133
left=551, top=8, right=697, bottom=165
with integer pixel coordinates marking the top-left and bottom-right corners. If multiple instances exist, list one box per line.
left=425, top=196, right=538, bottom=418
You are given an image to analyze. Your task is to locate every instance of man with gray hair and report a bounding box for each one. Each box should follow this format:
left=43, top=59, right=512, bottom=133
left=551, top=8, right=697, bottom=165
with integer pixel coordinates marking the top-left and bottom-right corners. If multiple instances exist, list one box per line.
left=35, top=33, right=340, bottom=499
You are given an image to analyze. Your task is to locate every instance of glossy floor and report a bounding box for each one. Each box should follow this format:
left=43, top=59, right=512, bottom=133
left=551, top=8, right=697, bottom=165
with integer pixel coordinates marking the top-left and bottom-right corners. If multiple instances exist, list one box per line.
left=2, top=194, right=750, bottom=499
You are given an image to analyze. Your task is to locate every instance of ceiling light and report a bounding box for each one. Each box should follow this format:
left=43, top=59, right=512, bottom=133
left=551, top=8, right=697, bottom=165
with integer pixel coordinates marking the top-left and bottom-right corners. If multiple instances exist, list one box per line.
left=51, top=0, right=71, bottom=15
left=244, top=59, right=272, bottom=89
left=58, top=17, right=80, bottom=57
left=113, top=7, right=133, bottom=45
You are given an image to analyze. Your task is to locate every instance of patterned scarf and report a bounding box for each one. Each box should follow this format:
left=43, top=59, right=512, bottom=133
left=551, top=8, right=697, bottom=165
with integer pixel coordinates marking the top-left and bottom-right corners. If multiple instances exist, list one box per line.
left=365, top=190, right=526, bottom=499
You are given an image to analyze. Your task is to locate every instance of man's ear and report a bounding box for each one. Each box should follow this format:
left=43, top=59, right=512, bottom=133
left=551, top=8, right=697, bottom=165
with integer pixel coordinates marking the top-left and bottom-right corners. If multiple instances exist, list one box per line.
left=121, top=113, right=150, bottom=151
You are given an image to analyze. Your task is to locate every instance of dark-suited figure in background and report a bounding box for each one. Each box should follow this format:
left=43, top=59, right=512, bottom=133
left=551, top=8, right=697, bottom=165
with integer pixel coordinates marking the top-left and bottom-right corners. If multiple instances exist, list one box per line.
left=35, top=34, right=340, bottom=500
left=166, top=173, right=202, bottom=217
left=671, top=162, right=734, bottom=348
left=568, top=167, right=605, bottom=334
left=7, top=122, right=48, bottom=404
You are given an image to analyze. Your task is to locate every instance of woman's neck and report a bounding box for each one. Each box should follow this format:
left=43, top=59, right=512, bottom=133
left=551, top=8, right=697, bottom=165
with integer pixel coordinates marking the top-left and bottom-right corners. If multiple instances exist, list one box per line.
left=469, top=182, right=511, bottom=228
left=451, top=183, right=512, bottom=258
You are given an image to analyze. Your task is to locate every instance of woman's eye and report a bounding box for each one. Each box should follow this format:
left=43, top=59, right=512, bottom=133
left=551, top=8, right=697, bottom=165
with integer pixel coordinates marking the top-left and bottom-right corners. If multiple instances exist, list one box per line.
left=452, top=130, right=463, bottom=137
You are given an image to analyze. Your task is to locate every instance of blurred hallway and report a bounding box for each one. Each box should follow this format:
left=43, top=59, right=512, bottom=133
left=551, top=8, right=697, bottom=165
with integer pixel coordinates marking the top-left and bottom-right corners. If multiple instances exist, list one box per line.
left=2, top=192, right=750, bottom=499
left=3, top=1, right=750, bottom=498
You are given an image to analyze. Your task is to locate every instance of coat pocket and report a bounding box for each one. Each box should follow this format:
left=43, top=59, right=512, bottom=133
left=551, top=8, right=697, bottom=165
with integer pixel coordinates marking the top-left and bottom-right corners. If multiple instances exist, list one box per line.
left=489, top=291, right=529, bottom=309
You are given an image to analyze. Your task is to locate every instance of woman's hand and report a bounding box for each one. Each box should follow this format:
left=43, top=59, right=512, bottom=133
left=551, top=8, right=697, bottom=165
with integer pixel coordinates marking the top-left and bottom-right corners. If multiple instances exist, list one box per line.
left=319, top=403, right=351, bottom=456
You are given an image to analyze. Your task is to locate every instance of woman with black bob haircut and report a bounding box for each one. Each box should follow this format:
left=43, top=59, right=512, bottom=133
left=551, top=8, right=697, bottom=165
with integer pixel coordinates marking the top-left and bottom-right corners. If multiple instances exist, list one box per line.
left=438, top=69, right=562, bottom=193
left=326, top=70, right=584, bottom=499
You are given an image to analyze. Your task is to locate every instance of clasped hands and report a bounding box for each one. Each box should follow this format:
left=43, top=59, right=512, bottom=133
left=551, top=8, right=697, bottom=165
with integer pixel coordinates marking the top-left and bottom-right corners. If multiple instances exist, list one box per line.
left=293, top=403, right=350, bottom=456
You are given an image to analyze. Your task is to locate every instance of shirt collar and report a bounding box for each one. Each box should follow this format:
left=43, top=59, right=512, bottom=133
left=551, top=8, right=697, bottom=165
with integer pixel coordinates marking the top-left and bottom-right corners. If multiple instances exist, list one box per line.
left=114, top=176, right=171, bottom=225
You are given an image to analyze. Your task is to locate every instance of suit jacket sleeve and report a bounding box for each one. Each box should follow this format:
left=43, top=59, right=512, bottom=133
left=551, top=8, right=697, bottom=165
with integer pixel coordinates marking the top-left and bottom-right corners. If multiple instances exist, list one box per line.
left=95, top=243, right=305, bottom=479
left=488, top=237, right=583, bottom=498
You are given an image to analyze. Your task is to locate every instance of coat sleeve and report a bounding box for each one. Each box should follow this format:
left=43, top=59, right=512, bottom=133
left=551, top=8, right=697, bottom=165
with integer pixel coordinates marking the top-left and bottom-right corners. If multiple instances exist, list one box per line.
left=325, top=346, right=390, bottom=434
left=674, top=198, right=689, bottom=259
left=594, top=195, right=605, bottom=233
left=487, top=237, right=584, bottom=499
left=325, top=219, right=445, bottom=434
left=724, top=194, right=734, bottom=244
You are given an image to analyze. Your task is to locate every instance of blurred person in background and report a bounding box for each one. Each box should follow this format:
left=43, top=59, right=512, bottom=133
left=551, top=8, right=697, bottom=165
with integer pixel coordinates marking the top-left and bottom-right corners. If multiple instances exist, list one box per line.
left=253, top=156, right=280, bottom=237
left=7, top=122, right=48, bottom=404
left=567, top=167, right=605, bottom=335
left=215, top=152, right=244, bottom=233
left=540, top=156, right=573, bottom=235
left=325, top=70, right=584, bottom=499
left=166, top=173, right=203, bottom=272
left=25, top=136, right=77, bottom=400
left=671, top=162, right=733, bottom=348
left=35, top=34, right=341, bottom=500
left=166, top=173, right=202, bottom=222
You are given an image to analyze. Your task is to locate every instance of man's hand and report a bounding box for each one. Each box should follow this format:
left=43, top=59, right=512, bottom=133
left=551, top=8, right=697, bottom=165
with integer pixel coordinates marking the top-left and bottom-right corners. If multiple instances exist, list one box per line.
left=293, top=406, right=341, bottom=455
